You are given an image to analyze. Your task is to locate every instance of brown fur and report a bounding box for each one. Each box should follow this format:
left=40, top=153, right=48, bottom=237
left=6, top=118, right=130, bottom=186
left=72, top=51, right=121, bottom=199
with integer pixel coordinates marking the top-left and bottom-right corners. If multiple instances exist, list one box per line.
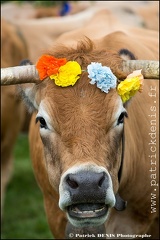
left=2, top=2, right=158, bottom=63
left=24, top=38, right=159, bottom=238
left=136, top=1, right=159, bottom=31
left=55, top=11, right=159, bottom=61
left=1, top=18, right=29, bottom=218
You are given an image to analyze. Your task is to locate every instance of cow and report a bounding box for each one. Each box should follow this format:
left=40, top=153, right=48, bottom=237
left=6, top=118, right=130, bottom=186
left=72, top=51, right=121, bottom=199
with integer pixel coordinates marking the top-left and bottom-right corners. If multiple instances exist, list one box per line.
left=2, top=2, right=126, bottom=63
left=99, top=0, right=159, bottom=31
left=54, top=8, right=159, bottom=56
left=2, top=1, right=157, bottom=63
left=135, top=1, right=159, bottom=31
left=1, top=28, right=159, bottom=240
left=1, top=18, right=29, bottom=218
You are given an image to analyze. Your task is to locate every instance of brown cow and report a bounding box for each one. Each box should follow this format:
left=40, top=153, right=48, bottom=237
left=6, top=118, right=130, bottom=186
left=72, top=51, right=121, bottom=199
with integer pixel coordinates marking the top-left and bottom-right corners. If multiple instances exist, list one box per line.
left=1, top=29, right=159, bottom=240
left=2, top=1, right=157, bottom=63
left=1, top=3, right=109, bottom=63
left=55, top=8, right=159, bottom=57
left=1, top=18, right=29, bottom=218
left=135, top=1, right=159, bottom=31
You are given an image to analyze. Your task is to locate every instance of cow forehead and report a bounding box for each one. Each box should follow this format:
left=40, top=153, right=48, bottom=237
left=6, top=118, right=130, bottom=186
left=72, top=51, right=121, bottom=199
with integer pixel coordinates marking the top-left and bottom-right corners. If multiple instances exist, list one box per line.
left=37, top=81, right=123, bottom=132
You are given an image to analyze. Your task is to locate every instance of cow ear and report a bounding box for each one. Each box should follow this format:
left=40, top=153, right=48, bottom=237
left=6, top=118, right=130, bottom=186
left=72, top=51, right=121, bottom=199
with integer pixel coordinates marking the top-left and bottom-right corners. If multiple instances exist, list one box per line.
left=16, top=59, right=40, bottom=113
left=16, top=83, right=39, bottom=113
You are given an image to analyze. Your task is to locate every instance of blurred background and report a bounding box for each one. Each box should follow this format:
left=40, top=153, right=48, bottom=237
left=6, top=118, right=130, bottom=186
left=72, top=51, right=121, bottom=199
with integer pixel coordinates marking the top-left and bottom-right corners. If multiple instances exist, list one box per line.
left=1, top=1, right=159, bottom=239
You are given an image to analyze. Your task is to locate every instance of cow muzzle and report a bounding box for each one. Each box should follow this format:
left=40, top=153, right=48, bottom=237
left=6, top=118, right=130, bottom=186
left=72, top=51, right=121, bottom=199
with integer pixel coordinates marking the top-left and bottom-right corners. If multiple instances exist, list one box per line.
left=59, top=164, right=115, bottom=228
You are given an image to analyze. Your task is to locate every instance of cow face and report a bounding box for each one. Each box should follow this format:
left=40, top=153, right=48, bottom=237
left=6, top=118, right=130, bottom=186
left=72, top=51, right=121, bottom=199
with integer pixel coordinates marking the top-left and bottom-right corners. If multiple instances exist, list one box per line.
left=18, top=41, right=129, bottom=228
left=20, top=73, right=127, bottom=228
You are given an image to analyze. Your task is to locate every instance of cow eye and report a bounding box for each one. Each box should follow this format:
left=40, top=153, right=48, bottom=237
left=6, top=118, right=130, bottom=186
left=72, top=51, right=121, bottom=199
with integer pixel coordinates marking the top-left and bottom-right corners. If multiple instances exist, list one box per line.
left=36, top=116, right=47, bottom=129
left=117, top=111, right=128, bottom=125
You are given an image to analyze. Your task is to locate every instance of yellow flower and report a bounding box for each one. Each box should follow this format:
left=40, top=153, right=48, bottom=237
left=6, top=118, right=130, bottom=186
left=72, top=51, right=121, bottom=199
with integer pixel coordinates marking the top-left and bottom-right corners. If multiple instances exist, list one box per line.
left=117, top=70, right=144, bottom=103
left=50, top=61, right=82, bottom=87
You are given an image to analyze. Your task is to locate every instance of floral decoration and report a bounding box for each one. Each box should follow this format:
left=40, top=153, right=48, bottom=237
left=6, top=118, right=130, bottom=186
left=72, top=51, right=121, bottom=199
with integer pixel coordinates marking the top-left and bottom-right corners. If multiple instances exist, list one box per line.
left=117, top=69, right=144, bottom=103
left=36, top=54, right=82, bottom=87
left=50, top=61, right=81, bottom=87
left=36, top=54, right=67, bottom=80
left=36, top=55, right=143, bottom=102
left=87, top=62, right=117, bottom=93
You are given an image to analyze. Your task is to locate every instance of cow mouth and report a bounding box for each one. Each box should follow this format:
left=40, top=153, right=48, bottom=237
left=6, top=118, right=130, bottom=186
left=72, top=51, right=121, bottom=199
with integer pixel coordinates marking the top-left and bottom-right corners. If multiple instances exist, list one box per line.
left=67, top=203, right=108, bottom=218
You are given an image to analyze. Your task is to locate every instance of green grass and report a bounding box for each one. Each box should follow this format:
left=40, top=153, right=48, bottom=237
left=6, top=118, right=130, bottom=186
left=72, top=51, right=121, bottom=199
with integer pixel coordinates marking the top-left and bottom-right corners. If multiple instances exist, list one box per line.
left=1, top=133, right=53, bottom=239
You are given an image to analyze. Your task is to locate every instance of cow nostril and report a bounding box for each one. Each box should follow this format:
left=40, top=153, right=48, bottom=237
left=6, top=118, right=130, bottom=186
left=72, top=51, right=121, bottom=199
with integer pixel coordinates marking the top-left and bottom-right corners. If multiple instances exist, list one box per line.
left=66, top=176, right=79, bottom=189
left=98, top=172, right=105, bottom=187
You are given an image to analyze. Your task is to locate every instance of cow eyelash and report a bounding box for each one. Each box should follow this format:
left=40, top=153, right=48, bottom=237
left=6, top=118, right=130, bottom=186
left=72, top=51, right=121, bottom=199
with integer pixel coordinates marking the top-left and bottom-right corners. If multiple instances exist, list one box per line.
left=117, top=111, right=128, bottom=125
left=36, top=116, right=48, bottom=129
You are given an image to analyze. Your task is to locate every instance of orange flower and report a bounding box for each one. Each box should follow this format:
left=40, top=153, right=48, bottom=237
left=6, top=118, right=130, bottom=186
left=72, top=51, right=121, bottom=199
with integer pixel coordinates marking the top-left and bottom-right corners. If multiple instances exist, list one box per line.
left=36, top=55, right=67, bottom=80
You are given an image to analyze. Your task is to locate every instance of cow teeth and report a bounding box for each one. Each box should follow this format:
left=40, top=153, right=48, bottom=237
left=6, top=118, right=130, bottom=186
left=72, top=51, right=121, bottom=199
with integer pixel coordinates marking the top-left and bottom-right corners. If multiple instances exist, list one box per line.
left=72, top=206, right=106, bottom=217
left=72, top=207, right=82, bottom=213
left=69, top=204, right=108, bottom=218
left=72, top=206, right=105, bottom=214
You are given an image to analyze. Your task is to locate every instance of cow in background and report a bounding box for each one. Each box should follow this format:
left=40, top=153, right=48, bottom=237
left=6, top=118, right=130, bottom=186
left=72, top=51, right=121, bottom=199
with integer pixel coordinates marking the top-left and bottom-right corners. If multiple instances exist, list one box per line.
left=134, top=1, right=159, bottom=31
left=91, top=1, right=159, bottom=31
left=1, top=1, right=159, bottom=63
left=54, top=8, right=158, bottom=60
left=1, top=18, right=29, bottom=218
left=1, top=6, right=99, bottom=63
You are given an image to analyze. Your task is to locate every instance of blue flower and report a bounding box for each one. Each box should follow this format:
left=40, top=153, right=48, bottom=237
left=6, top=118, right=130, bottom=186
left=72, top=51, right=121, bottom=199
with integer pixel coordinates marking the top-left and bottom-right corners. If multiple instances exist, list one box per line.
left=87, top=62, right=117, bottom=93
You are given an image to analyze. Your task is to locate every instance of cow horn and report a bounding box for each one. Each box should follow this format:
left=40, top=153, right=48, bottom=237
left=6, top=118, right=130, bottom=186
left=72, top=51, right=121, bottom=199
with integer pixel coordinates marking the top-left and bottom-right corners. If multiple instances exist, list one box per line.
left=1, top=60, right=159, bottom=85
left=1, top=65, right=40, bottom=85
left=122, top=60, right=159, bottom=79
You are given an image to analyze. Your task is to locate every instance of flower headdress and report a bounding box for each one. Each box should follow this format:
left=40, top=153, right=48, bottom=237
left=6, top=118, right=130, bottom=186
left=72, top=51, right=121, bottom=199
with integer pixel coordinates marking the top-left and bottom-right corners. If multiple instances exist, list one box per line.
left=36, top=55, right=81, bottom=87
left=36, top=54, right=143, bottom=103
left=117, top=69, right=143, bottom=103
left=87, top=62, right=117, bottom=93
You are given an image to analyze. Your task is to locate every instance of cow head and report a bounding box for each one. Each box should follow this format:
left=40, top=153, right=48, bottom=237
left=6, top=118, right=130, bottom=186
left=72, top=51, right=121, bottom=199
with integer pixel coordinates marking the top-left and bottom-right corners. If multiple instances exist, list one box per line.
left=1, top=39, right=159, bottom=228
